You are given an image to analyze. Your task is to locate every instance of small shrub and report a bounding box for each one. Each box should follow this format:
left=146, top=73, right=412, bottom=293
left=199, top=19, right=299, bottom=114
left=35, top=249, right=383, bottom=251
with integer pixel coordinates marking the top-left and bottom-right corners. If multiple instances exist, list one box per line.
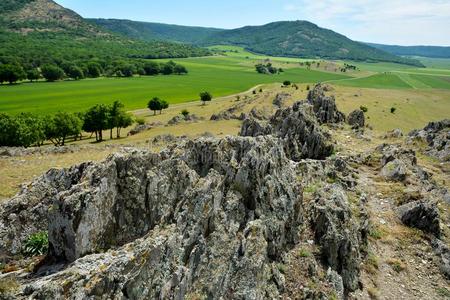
left=23, top=232, right=48, bottom=257
left=252, top=90, right=256, bottom=94
left=387, top=258, right=406, bottom=273
left=259, top=88, right=263, bottom=93
left=306, top=85, right=310, bottom=90
left=298, top=248, right=311, bottom=258
left=135, top=117, right=145, bottom=125
left=369, top=227, right=385, bottom=240
left=390, top=107, right=396, bottom=114
left=181, top=109, right=190, bottom=118
left=436, top=287, right=450, bottom=298
left=360, top=106, right=368, bottom=113
left=283, top=80, right=291, bottom=86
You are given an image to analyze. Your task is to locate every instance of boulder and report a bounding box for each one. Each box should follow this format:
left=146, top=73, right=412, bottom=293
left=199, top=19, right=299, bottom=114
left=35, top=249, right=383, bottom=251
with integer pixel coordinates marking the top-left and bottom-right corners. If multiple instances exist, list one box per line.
left=431, top=238, right=450, bottom=279
left=241, top=101, right=334, bottom=160
left=307, top=84, right=345, bottom=124
left=397, top=200, right=440, bottom=237
left=273, top=93, right=290, bottom=108
left=383, top=128, right=403, bottom=139
left=347, top=109, right=365, bottom=129
left=311, top=184, right=365, bottom=292
left=381, top=159, right=408, bottom=182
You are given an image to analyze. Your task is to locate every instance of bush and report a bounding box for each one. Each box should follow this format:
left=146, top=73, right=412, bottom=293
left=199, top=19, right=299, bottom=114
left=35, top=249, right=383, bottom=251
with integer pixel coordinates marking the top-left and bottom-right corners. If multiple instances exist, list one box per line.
left=360, top=106, right=368, bottom=113
left=390, top=107, right=396, bottom=114
left=23, top=232, right=48, bottom=257
left=200, top=91, right=212, bottom=105
left=181, top=109, right=190, bottom=118
left=283, top=80, right=291, bottom=86
left=135, top=117, right=146, bottom=125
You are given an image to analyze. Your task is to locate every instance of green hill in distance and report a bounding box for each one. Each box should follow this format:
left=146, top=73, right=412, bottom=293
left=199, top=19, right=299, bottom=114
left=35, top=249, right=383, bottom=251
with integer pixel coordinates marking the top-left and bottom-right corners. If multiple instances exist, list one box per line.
left=367, top=43, right=450, bottom=59
left=0, top=0, right=210, bottom=67
left=90, top=19, right=423, bottom=67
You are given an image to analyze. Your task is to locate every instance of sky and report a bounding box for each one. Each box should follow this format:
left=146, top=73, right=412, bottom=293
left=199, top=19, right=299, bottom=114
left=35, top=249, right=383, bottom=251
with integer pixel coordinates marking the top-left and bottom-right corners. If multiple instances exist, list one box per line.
left=55, top=0, right=450, bottom=46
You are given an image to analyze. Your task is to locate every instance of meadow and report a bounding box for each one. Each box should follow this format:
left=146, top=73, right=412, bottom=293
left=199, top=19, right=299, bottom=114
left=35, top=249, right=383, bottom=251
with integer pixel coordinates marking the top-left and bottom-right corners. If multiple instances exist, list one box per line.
left=0, top=54, right=348, bottom=115
left=1, top=46, right=450, bottom=114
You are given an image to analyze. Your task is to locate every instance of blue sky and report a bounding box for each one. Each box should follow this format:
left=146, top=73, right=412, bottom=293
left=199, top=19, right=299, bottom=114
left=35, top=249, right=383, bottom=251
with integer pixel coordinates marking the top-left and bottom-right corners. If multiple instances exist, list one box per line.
left=55, top=0, right=450, bottom=46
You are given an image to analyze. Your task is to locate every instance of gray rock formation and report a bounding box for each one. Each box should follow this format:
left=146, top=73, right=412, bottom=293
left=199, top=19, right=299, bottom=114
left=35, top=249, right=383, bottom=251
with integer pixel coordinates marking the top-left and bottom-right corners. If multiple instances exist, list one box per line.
left=347, top=109, right=365, bottom=129
left=381, top=158, right=408, bottom=182
left=397, top=200, right=441, bottom=237
left=408, top=119, right=449, bottom=161
left=431, top=238, right=450, bottom=279
left=307, top=84, right=345, bottom=124
left=383, top=128, right=403, bottom=139
left=273, top=93, right=290, bottom=108
left=311, top=184, right=365, bottom=291
left=241, top=101, right=334, bottom=160
left=6, top=137, right=304, bottom=299
left=0, top=163, right=92, bottom=256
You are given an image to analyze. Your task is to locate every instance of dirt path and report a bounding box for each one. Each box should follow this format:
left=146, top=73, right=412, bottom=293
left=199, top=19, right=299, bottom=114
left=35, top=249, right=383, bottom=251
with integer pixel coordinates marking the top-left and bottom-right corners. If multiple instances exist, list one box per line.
left=353, top=162, right=449, bottom=299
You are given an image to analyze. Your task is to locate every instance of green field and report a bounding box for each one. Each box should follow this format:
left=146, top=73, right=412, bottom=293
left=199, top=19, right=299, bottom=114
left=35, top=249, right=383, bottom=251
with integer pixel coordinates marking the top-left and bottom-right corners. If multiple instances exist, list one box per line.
left=0, top=55, right=349, bottom=114
left=1, top=46, right=450, bottom=114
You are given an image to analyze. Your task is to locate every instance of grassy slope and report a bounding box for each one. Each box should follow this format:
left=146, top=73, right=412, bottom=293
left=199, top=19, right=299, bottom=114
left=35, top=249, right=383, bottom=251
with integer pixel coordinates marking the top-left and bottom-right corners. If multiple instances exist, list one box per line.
left=0, top=56, right=349, bottom=114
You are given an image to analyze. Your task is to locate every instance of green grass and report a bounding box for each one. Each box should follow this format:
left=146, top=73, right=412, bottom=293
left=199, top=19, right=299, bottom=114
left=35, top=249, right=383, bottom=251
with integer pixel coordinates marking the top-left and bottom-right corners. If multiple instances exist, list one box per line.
left=0, top=56, right=349, bottom=114
left=409, top=74, right=450, bottom=89
left=333, top=73, right=412, bottom=89
left=416, top=57, right=450, bottom=69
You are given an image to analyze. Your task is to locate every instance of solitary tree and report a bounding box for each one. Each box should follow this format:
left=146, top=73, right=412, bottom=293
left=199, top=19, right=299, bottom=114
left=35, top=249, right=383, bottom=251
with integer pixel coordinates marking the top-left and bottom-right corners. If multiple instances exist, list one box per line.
left=83, top=104, right=109, bottom=142
left=116, top=112, right=134, bottom=138
left=159, top=100, right=169, bottom=114
left=45, top=112, right=82, bottom=146
left=148, top=97, right=162, bottom=115
left=108, top=101, right=125, bottom=139
left=200, top=91, right=212, bottom=105
left=283, top=80, right=291, bottom=87
left=41, top=65, right=65, bottom=82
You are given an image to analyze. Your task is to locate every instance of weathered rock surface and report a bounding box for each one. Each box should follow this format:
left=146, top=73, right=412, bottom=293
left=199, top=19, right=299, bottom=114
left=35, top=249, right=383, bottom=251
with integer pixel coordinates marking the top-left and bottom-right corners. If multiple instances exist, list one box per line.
left=307, top=84, right=345, bottom=124
left=241, top=101, right=334, bottom=160
left=397, top=200, right=441, bottom=237
left=0, top=163, right=93, bottom=257
left=408, top=119, right=450, bottom=161
left=311, top=184, right=366, bottom=291
left=347, top=109, right=365, bottom=129
left=273, top=92, right=290, bottom=108
left=383, top=128, right=403, bottom=139
left=431, top=238, right=450, bottom=279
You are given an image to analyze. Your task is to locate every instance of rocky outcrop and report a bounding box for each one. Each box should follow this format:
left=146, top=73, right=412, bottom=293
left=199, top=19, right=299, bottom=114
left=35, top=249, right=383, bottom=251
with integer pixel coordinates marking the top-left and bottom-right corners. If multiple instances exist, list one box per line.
left=408, top=119, right=449, bottom=161
left=397, top=200, right=441, bottom=238
left=311, top=184, right=366, bottom=292
left=8, top=136, right=304, bottom=299
left=0, top=163, right=93, bottom=257
left=273, top=93, right=290, bottom=108
left=347, top=109, right=365, bottom=129
left=307, top=84, right=345, bottom=124
left=431, top=238, right=450, bottom=279
left=383, top=128, right=403, bottom=139
left=241, top=101, right=334, bottom=160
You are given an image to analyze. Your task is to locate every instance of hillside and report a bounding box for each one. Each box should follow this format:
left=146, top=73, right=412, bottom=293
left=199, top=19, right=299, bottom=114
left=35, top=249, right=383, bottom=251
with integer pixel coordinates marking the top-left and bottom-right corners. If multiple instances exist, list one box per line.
left=92, top=19, right=423, bottom=66
left=367, top=43, right=450, bottom=59
left=89, top=18, right=224, bottom=44
left=0, top=0, right=209, bottom=67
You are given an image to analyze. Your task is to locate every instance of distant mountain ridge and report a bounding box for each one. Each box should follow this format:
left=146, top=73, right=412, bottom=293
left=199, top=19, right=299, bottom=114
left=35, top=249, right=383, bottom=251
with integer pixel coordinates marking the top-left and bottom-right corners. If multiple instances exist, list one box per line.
left=367, top=43, right=450, bottom=59
left=0, top=0, right=210, bottom=67
left=90, top=18, right=423, bottom=66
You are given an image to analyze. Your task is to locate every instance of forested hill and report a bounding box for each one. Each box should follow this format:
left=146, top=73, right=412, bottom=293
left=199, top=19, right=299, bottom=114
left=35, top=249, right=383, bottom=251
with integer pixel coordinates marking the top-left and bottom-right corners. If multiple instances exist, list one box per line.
left=203, top=21, right=422, bottom=66
left=0, top=0, right=210, bottom=67
left=367, top=43, right=450, bottom=59
left=91, top=19, right=423, bottom=66
left=89, top=19, right=225, bottom=44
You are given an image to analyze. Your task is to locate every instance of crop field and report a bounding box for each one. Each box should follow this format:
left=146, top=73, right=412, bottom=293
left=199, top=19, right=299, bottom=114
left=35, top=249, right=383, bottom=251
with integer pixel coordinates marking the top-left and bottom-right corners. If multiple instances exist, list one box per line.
left=0, top=54, right=349, bottom=115
left=1, top=45, right=450, bottom=114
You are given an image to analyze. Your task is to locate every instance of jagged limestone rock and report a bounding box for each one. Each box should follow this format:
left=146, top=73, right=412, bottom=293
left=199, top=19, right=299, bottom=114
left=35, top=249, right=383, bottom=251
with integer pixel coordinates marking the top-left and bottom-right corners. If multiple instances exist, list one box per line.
left=22, top=136, right=304, bottom=299
left=311, top=184, right=364, bottom=292
left=307, top=84, right=345, bottom=124
left=408, top=119, right=449, bottom=161
left=347, top=109, right=365, bottom=129
left=397, top=200, right=441, bottom=238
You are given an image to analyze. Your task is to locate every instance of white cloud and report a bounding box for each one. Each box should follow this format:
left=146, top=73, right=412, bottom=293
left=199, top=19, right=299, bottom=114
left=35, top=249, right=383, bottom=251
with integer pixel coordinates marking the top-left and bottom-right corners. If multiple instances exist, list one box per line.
left=282, top=0, right=450, bottom=45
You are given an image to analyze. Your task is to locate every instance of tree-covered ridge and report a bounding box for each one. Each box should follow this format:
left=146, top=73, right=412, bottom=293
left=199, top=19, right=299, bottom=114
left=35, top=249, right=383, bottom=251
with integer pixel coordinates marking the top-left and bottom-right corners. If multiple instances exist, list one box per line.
left=0, top=0, right=210, bottom=72
left=204, top=21, right=423, bottom=66
left=89, top=19, right=225, bottom=44
left=367, top=43, right=450, bottom=59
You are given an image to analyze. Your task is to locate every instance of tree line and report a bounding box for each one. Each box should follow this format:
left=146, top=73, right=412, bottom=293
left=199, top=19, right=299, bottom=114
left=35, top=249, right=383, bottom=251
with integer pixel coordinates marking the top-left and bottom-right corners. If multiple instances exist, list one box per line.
left=0, top=60, right=188, bottom=84
left=0, top=101, right=134, bottom=147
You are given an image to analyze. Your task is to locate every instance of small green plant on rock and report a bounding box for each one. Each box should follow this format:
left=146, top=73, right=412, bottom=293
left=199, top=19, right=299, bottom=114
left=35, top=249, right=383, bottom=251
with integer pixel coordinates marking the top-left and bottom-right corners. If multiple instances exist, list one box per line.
left=181, top=109, right=190, bottom=118
left=23, top=232, right=48, bottom=257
